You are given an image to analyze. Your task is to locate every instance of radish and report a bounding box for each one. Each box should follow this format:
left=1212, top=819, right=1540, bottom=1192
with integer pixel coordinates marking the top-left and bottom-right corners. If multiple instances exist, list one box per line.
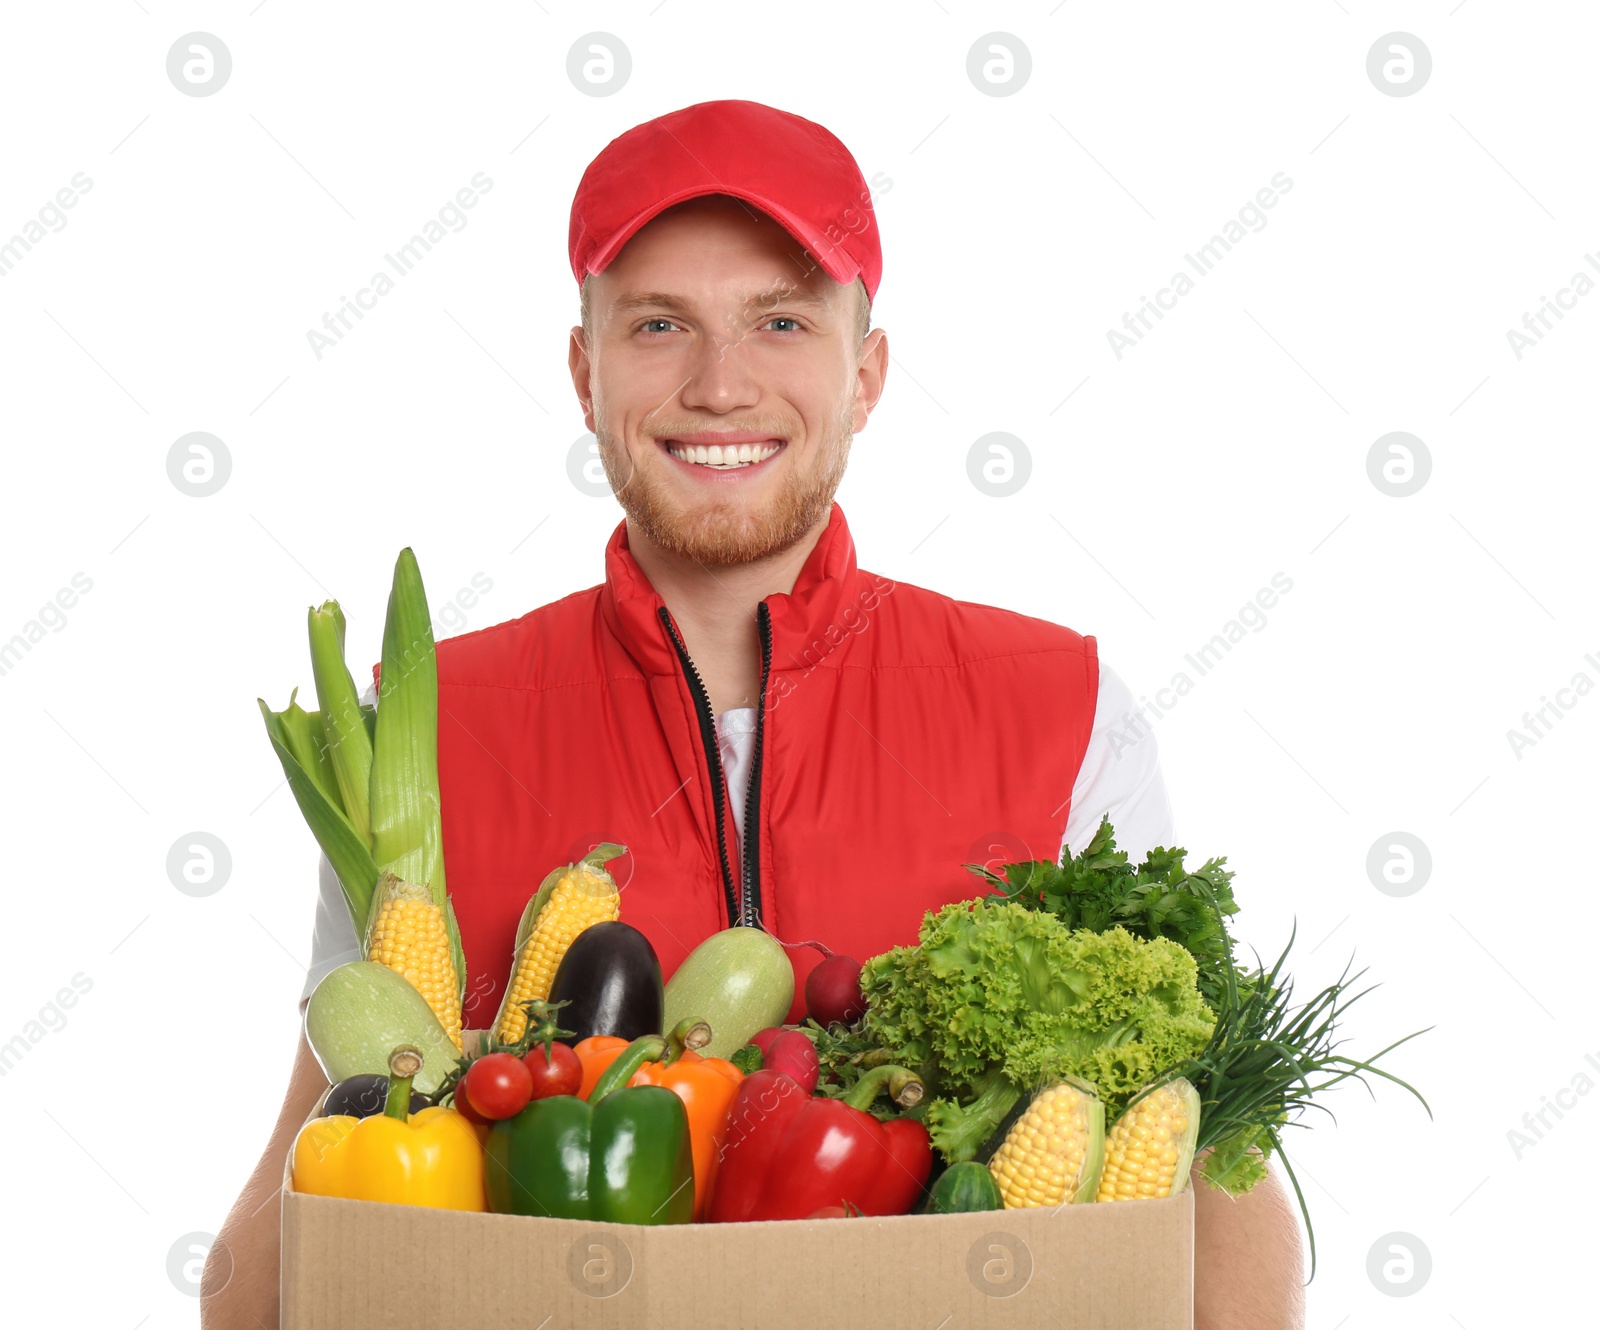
left=748, top=1027, right=819, bottom=1092
left=806, top=953, right=865, bottom=1028
left=768, top=1030, right=820, bottom=1092
left=749, top=1026, right=786, bottom=1056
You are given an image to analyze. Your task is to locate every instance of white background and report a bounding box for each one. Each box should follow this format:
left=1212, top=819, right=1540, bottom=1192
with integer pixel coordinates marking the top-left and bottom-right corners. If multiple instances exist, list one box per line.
left=1, top=3, right=1591, bottom=1325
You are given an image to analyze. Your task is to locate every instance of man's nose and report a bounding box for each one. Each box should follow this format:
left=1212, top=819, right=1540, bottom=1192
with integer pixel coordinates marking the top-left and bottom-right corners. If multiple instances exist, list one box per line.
left=677, top=320, right=763, bottom=414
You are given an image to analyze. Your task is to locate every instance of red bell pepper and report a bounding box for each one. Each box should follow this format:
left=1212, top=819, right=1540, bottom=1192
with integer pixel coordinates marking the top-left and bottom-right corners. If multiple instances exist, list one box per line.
left=707, top=1063, right=932, bottom=1222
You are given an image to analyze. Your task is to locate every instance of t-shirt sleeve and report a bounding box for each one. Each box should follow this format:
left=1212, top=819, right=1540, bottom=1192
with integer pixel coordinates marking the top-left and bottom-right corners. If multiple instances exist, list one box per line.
left=298, top=851, right=363, bottom=1012
left=1061, top=660, right=1175, bottom=861
left=296, top=678, right=376, bottom=1013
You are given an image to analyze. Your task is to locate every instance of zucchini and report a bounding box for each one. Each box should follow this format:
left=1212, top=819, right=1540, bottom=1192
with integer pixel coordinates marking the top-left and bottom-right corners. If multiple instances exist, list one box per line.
left=304, top=961, right=458, bottom=1095
left=663, top=927, right=794, bottom=1059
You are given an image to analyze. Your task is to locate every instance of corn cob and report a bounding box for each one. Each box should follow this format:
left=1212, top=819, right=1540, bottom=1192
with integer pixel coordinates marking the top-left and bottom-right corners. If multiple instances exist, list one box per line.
left=492, top=844, right=626, bottom=1043
left=987, top=1077, right=1105, bottom=1208
left=1096, top=1077, right=1200, bottom=1202
left=365, top=873, right=462, bottom=1050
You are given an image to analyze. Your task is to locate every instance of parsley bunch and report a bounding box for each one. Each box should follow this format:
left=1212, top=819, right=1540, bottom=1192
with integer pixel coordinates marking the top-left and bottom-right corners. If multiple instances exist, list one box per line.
left=967, top=815, right=1241, bottom=1006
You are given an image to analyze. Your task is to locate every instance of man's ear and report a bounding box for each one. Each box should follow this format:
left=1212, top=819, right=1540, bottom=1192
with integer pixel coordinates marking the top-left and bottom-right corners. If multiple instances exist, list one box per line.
left=569, top=325, right=597, bottom=433
left=853, top=326, right=889, bottom=433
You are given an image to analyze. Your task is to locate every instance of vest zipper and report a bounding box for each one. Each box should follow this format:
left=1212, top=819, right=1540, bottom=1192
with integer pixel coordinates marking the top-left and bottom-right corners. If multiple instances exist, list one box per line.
left=658, top=605, right=739, bottom=927
left=740, top=603, right=773, bottom=928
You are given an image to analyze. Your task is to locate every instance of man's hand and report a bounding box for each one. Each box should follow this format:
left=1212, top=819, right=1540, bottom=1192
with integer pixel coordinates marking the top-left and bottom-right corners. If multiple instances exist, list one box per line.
left=202, top=1029, right=328, bottom=1328
left=1192, top=1154, right=1306, bottom=1330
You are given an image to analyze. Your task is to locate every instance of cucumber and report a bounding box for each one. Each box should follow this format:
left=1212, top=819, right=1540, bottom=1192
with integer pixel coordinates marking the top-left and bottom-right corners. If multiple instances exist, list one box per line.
left=924, top=1160, right=1004, bottom=1215
left=304, top=961, right=458, bottom=1095
left=662, top=927, right=794, bottom=1059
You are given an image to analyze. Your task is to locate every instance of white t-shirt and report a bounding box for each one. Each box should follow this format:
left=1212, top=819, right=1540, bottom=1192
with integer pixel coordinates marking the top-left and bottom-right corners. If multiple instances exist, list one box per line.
left=297, top=662, right=1173, bottom=1010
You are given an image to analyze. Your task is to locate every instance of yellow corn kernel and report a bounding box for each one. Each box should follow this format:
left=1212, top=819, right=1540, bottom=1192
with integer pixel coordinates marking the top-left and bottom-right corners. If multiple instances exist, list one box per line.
left=367, top=890, right=462, bottom=1050
left=988, top=1080, right=1105, bottom=1208
left=494, top=864, right=620, bottom=1043
left=1096, top=1079, right=1199, bottom=1202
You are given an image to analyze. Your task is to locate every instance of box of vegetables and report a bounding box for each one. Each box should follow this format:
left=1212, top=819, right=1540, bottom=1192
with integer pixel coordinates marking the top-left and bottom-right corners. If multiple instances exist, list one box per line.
left=263, top=550, right=1428, bottom=1330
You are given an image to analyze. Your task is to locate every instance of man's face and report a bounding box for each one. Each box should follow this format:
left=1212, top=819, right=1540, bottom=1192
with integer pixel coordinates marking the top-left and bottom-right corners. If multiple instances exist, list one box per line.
left=569, top=195, right=887, bottom=567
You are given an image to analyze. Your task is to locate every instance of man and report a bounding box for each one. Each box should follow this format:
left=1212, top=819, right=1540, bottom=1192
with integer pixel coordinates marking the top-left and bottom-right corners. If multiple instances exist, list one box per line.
left=206, top=100, right=1304, bottom=1328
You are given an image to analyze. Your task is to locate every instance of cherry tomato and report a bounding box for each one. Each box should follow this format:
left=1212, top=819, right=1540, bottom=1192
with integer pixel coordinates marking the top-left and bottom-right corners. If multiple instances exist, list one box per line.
left=523, top=1040, right=583, bottom=1100
left=450, top=1079, right=488, bottom=1125
left=461, top=1052, right=534, bottom=1119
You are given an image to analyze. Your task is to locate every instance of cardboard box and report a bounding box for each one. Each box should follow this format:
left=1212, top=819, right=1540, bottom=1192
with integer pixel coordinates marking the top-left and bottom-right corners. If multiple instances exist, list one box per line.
left=281, top=1033, right=1194, bottom=1329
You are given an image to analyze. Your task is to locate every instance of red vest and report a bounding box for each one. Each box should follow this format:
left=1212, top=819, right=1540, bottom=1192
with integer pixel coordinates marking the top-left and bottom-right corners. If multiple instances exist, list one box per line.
left=417, top=504, right=1099, bottom=1028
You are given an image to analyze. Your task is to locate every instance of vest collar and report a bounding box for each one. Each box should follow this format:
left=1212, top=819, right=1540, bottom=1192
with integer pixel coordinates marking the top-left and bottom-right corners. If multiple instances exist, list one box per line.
left=599, top=502, right=861, bottom=677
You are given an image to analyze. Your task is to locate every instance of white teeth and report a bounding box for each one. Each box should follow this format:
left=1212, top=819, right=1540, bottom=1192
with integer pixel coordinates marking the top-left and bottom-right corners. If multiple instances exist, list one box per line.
left=665, top=440, right=782, bottom=468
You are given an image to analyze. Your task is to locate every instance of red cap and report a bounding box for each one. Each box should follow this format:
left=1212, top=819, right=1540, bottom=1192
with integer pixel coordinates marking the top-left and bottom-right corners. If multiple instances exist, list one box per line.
left=569, top=99, right=881, bottom=303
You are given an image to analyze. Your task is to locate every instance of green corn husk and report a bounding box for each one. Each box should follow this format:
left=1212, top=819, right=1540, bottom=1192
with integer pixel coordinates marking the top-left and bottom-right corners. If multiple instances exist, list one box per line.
left=362, top=548, right=462, bottom=986
left=368, top=548, right=446, bottom=908
left=447, top=896, right=467, bottom=1008
left=308, top=600, right=373, bottom=846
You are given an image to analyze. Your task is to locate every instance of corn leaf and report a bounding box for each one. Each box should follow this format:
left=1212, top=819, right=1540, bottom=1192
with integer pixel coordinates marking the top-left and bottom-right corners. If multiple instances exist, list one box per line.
left=580, top=842, right=627, bottom=869
left=369, top=547, right=446, bottom=914
left=513, top=865, right=569, bottom=953
left=258, top=697, right=379, bottom=930
left=446, top=896, right=466, bottom=1007
left=308, top=600, right=374, bottom=846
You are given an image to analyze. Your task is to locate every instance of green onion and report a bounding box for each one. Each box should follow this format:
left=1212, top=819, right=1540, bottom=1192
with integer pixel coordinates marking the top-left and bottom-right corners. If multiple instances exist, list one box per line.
left=257, top=693, right=379, bottom=930
left=1171, top=926, right=1434, bottom=1278
left=273, top=687, right=340, bottom=810
left=308, top=600, right=373, bottom=845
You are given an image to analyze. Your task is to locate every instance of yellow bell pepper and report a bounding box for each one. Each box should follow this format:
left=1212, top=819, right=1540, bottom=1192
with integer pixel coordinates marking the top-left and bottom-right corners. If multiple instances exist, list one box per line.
left=292, top=1045, right=485, bottom=1211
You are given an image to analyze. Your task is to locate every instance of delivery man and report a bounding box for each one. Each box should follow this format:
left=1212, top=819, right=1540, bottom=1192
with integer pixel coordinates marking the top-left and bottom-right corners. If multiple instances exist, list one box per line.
left=206, top=100, right=1305, bottom=1328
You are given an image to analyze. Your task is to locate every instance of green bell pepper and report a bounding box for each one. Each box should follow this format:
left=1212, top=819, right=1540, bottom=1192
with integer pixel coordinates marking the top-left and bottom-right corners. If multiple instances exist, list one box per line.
left=484, top=1031, right=695, bottom=1224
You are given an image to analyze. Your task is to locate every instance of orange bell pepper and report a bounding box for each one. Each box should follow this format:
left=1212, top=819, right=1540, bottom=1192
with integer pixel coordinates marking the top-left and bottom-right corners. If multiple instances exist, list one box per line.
left=573, top=1034, right=630, bottom=1099
left=629, top=1039, right=744, bottom=1219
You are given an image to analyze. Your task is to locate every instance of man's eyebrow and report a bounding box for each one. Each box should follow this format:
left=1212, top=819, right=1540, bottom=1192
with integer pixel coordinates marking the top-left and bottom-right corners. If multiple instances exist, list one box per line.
left=609, top=288, right=831, bottom=317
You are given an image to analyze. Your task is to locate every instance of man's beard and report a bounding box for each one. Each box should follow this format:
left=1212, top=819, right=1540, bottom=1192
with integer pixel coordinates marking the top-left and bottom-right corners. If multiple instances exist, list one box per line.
left=595, top=399, right=854, bottom=567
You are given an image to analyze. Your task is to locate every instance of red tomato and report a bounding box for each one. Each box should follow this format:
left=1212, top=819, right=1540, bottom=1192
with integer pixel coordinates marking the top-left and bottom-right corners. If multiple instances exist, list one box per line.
left=462, top=1052, right=534, bottom=1120
left=522, top=1041, right=583, bottom=1100
left=450, top=1079, right=488, bottom=1125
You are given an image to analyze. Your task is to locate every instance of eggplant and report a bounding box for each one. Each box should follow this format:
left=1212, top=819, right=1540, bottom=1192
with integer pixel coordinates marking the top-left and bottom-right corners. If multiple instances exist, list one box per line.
left=547, top=920, right=663, bottom=1042
left=318, top=1072, right=429, bottom=1119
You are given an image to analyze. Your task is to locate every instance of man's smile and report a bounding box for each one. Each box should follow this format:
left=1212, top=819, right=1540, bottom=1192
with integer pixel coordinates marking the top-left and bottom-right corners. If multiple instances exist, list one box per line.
left=657, top=433, right=787, bottom=471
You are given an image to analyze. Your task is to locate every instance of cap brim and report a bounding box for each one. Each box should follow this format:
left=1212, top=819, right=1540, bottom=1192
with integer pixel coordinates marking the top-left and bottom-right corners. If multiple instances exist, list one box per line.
left=586, top=186, right=861, bottom=290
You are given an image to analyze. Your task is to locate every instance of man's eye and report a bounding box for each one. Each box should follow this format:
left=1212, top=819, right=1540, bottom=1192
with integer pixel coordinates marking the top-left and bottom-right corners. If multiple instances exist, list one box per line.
left=635, top=315, right=803, bottom=337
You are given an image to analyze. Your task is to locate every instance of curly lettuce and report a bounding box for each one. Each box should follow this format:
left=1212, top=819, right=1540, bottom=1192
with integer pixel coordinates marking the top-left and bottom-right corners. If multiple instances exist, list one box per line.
left=859, top=897, right=1215, bottom=1161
